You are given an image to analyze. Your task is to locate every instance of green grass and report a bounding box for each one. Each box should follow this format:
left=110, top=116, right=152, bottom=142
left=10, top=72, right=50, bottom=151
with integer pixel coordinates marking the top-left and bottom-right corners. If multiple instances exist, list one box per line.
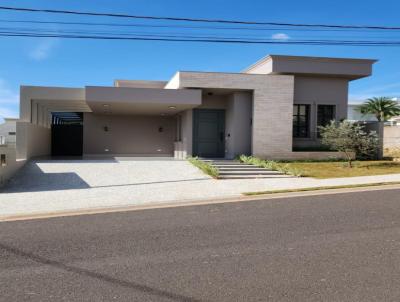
left=187, top=157, right=219, bottom=178
left=283, top=161, right=400, bottom=178
left=239, top=155, right=400, bottom=179
left=244, top=182, right=400, bottom=196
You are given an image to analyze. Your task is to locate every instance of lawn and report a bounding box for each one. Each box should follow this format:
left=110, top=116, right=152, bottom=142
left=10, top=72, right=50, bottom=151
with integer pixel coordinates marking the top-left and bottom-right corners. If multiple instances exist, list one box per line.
left=281, top=161, right=400, bottom=179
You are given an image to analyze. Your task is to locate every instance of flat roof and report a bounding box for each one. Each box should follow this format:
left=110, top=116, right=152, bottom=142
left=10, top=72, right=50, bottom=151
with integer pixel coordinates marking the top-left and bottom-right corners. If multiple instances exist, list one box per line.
left=243, top=54, right=378, bottom=73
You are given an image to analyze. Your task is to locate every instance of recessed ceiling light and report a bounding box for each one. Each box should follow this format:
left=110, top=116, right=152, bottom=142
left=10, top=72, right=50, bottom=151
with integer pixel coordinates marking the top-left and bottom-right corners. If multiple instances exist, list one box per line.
left=103, top=104, right=109, bottom=107
left=168, top=106, right=176, bottom=109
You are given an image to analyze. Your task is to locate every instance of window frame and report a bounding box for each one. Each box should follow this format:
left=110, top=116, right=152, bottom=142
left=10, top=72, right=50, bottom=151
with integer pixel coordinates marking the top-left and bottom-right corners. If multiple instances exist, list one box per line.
left=293, top=104, right=311, bottom=138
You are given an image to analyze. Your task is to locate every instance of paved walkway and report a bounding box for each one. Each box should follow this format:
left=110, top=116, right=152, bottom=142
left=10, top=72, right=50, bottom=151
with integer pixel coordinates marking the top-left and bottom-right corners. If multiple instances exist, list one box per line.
left=1, top=158, right=400, bottom=217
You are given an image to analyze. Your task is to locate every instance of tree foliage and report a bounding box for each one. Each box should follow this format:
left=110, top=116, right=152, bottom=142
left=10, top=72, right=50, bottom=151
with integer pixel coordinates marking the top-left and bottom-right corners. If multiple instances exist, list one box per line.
left=319, top=120, right=379, bottom=167
left=357, top=97, right=400, bottom=122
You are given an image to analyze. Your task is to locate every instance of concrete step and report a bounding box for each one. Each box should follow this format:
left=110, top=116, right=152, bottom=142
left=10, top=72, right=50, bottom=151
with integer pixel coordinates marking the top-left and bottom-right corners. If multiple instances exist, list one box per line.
left=219, top=170, right=281, bottom=175
left=210, top=163, right=255, bottom=167
left=219, top=174, right=291, bottom=179
left=218, top=167, right=271, bottom=171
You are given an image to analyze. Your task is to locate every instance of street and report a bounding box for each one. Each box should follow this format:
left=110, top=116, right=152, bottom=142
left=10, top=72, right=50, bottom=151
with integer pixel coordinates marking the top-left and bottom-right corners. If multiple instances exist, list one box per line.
left=1, top=188, right=400, bottom=301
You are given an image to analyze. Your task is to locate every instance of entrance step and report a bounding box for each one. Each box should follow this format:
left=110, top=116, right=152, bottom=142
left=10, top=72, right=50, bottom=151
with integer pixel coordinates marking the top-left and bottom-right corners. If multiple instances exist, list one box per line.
left=203, top=159, right=288, bottom=180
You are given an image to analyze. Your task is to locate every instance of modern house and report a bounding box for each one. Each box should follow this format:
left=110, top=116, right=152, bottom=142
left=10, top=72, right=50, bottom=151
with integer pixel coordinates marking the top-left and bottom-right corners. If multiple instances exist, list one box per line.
left=14, top=54, right=376, bottom=163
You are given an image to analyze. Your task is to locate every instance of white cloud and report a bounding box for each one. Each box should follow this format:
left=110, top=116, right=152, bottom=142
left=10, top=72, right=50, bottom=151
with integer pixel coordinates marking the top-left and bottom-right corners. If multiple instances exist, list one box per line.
left=271, top=33, right=290, bottom=41
left=29, top=39, right=57, bottom=61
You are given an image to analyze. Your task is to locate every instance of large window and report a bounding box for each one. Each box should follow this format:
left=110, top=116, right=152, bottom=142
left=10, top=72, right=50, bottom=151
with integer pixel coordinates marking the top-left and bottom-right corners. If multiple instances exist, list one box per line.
left=293, top=104, right=310, bottom=138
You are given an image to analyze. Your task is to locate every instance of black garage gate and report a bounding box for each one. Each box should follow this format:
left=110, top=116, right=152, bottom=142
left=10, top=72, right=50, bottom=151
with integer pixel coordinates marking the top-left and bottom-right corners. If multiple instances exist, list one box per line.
left=51, top=112, right=83, bottom=156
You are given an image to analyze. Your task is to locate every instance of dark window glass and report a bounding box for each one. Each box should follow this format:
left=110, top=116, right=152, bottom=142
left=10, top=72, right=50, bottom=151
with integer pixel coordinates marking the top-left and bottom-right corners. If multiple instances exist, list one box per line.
left=318, top=105, right=336, bottom=127
left=293, top=105, right=310, bottom=138
left=317, top=105, right=336, bottom=137
left=8, top=132, right=16, bottom=135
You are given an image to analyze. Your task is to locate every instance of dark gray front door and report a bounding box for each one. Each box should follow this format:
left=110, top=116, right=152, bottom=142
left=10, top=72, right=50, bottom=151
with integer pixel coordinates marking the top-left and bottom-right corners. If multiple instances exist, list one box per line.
left=193, top=109, right=225, bottom=158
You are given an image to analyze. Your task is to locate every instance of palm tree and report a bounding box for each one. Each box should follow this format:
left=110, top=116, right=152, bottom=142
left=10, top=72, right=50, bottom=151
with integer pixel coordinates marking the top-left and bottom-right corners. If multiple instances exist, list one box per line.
left=357, top=97, right=400, bottom=122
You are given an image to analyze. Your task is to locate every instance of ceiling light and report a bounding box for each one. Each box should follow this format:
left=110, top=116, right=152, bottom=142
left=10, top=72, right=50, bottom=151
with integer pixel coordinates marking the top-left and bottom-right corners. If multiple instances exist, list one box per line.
left=168, top=106, right=176, bottom=109
left=103, top=104, right=109, bottom=107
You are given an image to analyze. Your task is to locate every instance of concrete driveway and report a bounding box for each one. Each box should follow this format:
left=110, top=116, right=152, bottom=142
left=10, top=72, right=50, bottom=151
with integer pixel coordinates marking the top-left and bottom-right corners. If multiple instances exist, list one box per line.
left=2, top=157, right=400, bottom=218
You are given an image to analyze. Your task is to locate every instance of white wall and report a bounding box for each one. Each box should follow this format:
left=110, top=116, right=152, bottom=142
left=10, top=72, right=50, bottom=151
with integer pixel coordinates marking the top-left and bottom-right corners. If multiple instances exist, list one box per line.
left=180, top=110, right=193, bottom=157
left=16, top=122, right=51, bottom=160
left=225, top=92, right=252, bottom=158
left=0, top=145, right=25, bottom=187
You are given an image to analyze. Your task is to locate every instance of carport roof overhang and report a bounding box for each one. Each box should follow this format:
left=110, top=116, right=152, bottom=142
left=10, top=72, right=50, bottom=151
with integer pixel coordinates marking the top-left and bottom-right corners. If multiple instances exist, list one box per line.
left=85, top=86, right=202, bottom=115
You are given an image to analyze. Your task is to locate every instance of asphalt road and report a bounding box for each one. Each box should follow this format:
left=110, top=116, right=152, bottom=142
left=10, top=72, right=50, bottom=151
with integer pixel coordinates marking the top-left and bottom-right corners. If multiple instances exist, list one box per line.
left=2, top=189, right=400, bottom=301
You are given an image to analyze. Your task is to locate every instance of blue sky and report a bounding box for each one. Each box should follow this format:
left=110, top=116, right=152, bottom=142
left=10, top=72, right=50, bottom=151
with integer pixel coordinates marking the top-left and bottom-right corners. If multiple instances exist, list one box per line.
left=1, top=0, right=400, bottom=121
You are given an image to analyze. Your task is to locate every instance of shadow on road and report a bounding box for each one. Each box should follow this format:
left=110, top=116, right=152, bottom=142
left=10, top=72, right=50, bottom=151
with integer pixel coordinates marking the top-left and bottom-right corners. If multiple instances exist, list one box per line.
left=0, top=242, right=203, bottom=302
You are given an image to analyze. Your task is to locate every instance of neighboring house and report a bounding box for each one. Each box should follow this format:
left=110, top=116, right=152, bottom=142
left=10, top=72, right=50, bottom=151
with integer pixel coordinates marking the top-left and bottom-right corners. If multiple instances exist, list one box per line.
left=348, top=99, right=400, bottom=124
left=14, top=54, right=376, bottom=163
left=0, top=118, right=17, bottom=145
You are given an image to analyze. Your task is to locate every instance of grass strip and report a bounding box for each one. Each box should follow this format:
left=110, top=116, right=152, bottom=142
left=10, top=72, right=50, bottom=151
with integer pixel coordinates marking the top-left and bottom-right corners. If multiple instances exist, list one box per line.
left=188, top=157, right=219, bottom=178
left=243, top=181, right=400, bottom=196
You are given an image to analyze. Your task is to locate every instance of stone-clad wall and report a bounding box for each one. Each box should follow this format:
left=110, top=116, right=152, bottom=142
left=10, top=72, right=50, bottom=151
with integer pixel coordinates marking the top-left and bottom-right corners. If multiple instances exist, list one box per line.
left=174, top=71, right=295, bottom=159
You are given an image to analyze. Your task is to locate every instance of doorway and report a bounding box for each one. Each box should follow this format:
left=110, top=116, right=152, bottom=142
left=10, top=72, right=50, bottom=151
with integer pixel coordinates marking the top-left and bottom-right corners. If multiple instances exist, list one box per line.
left=193, top=109, right=225, bottom=158
left=51, top=112, right=83, bottom=156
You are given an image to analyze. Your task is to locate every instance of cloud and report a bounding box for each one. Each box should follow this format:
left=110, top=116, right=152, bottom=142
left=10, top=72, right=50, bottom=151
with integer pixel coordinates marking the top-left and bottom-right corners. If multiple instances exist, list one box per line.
left=271, top=33, right=290, bottom=41
left=29, top=39, right=57, bottom=61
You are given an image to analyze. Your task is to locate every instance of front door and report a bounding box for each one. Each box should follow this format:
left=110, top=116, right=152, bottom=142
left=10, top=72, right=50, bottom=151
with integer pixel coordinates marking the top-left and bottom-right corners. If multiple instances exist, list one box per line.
left=193, top=109, right=225, bottom=158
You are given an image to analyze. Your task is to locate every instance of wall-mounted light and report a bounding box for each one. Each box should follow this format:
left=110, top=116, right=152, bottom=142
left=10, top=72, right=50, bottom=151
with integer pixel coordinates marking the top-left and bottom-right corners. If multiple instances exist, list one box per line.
left=103, top=126, right=109, bottom=132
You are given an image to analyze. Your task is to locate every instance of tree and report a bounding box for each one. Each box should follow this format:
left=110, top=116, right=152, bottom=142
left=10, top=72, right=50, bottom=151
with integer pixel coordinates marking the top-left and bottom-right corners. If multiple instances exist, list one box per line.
left=357, top=97, right=400, bottom=122
left=319, top=120, right=379, bottom=168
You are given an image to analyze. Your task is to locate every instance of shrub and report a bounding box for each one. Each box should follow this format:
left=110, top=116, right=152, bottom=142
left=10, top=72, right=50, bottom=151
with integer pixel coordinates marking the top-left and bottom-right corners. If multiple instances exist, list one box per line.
left=238, top=155, right=304, bottom=177
left=319, top=120, right=379, bottom=168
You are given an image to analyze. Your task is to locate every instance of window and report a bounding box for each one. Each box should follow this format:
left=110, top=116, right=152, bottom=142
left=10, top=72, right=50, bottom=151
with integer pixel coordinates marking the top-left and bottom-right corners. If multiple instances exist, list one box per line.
left=293, top=105, right=310, bottom=138
left=317, top=105, right=336, bottom=136
left=318, top=105, right=336, bottom=127
left=1, top=154, right=6, bottom=167
left=8, top=132, right=16, bottom=135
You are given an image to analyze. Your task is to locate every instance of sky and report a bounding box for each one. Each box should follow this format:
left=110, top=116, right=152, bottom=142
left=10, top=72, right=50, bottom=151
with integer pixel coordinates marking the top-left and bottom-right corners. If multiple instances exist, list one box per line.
left=1, top=0, right=400, bottom=121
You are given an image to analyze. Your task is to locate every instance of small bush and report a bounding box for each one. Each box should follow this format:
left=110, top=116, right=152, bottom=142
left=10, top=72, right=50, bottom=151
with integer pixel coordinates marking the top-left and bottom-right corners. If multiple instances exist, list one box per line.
left=319, top=120, right=379, bottom=168
left=188, top=157, right=219, bottom=178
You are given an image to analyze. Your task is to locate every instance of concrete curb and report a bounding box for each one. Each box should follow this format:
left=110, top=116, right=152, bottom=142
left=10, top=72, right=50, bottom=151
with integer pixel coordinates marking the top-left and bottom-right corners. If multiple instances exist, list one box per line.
left=1, top=183, right=400, bottom=223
